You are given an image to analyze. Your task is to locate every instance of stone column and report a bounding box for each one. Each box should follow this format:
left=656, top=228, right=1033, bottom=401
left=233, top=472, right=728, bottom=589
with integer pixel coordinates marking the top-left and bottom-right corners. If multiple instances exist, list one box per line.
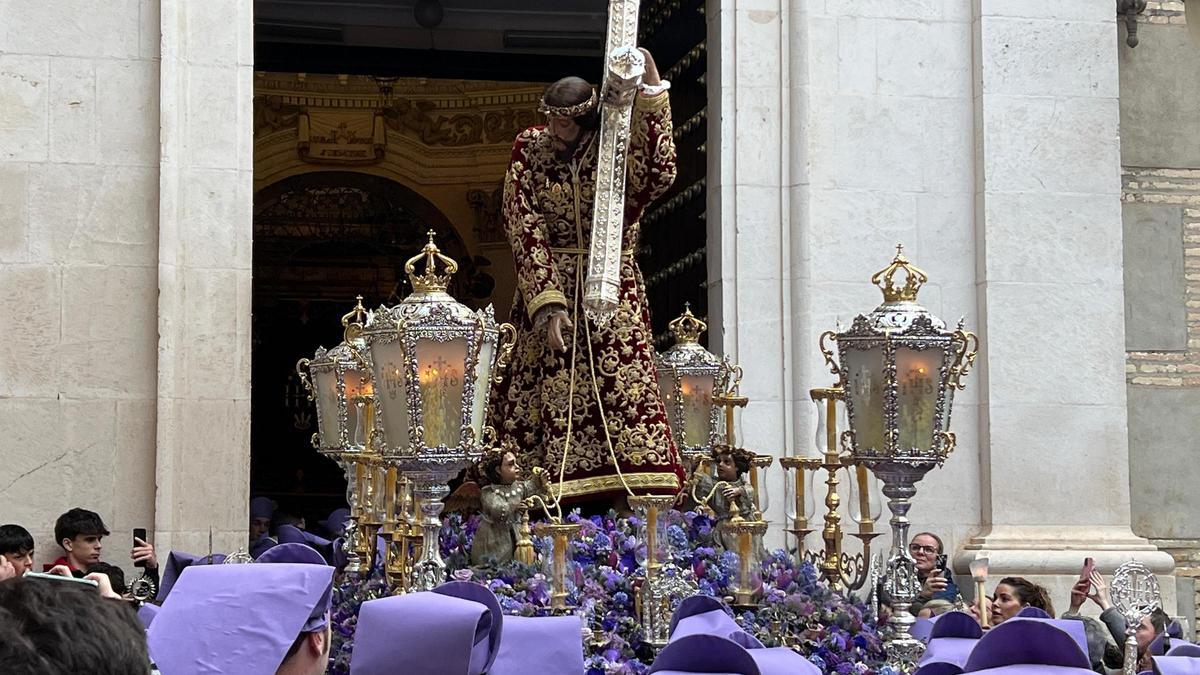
left=154, top=0, right=255, bottom=556
left=789, top=0, right=984, bottom=562
left=956, top=0, right=1175, bottom=600
left=706, top=0, right=794, bottom=546
left=0, top=0, right=162, bottom=576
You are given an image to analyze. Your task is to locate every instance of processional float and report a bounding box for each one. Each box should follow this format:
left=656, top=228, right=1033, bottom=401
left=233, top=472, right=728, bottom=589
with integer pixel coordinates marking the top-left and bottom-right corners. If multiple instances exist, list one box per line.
left=292, top=2, right=986, bottom=667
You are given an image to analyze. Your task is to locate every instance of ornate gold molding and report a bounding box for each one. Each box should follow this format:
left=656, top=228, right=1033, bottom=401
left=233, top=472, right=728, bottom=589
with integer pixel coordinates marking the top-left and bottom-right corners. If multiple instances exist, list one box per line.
left=254, top=74, right=544, bottom=153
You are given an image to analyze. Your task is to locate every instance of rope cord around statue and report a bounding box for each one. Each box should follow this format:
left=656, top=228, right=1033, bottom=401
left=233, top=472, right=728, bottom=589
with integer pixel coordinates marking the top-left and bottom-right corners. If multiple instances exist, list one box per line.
left=548, top=251, right=636, bottom=509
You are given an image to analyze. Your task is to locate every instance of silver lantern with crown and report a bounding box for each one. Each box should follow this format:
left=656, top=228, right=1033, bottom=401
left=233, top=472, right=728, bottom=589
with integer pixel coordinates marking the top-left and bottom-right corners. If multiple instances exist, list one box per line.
left=361, top=232, right=515, bottom=591
left=820, top=246, right=979, bottom=669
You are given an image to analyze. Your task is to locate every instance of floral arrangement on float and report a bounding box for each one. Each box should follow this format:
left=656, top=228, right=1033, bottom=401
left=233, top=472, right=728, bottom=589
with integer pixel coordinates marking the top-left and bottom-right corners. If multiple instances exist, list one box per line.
left=327, top=509, right=893, bottom=675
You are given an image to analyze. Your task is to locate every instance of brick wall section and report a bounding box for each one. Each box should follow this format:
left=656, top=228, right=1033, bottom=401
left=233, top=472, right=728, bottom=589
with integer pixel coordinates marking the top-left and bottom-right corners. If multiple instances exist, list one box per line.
left=1123, top=167, right=1200, bottom=386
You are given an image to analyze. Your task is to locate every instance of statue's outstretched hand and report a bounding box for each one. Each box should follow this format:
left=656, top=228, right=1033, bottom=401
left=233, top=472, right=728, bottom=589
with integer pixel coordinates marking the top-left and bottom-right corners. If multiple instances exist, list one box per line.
left=547, top=310, right=572, bottom=352
left=530, top=466, right=552, bottom=493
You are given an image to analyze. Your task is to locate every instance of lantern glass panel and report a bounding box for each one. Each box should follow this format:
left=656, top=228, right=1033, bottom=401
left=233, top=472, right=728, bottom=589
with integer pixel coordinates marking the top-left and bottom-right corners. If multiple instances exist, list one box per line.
left=844, top=346, right=887, bottom=452
left=371, top=339, right=411, bottom=453
left=469, top=338, right=495, bottom=442
left=415, top=337, right=468, bottom=448
left=312, top=368, right=341, bottom=447
left=680, top=374, right=715, bottom=447
left=895, top=347, right=940, bottom=452
left=343, top=368, right=371, bottom=448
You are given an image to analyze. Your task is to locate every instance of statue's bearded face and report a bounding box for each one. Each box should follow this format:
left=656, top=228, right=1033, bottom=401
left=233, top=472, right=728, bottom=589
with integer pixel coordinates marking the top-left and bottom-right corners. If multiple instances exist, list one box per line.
left=547, top=115, right=582, bottom=153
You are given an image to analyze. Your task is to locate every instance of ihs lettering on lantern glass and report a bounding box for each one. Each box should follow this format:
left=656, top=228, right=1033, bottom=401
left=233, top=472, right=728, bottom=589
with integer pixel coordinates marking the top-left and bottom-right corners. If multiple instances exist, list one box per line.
left=845, top=347, right=886, bottom=453
left=367, top=335, right=410, bottom=455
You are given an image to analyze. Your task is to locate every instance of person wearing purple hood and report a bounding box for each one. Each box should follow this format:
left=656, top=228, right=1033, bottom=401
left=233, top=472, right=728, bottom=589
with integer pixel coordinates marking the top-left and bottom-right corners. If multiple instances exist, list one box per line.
left=147, top=547, right=333, bottom=675
left=250, top=496, right=278, bottom=550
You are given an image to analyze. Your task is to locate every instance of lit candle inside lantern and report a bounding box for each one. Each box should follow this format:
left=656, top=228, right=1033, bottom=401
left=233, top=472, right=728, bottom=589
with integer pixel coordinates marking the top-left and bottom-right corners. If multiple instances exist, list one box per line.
left=416, top=339, right=467, bottom=448
left=680, top=375, right=714, bottom=447
left=343, top=370, right=372, bottom=448
left=896, top=350, right=937, bottom=451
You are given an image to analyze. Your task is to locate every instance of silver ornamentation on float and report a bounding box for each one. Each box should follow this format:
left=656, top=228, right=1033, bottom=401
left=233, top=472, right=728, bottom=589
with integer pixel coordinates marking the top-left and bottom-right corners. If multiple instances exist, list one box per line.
left=297, top=296, right=376, bottom=575
left=820, top=245, right=978, bottom=671
left=640, top=562, right=698, bottom=649
left=361, top=232, right=515, bottom=591
left=584, top=0, right=644, bottom=325
left=1111, top=560, right=1162, bottom=675
left=654, top=304, right=733, bottom=462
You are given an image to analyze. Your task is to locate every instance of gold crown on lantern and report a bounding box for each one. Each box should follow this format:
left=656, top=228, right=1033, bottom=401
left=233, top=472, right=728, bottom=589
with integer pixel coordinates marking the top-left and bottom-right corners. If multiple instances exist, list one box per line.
left=405, top=231, right=459, bottom=294
left=870, top=244, right=929, bottom=303
left=667, top=303, right=707, bottom=344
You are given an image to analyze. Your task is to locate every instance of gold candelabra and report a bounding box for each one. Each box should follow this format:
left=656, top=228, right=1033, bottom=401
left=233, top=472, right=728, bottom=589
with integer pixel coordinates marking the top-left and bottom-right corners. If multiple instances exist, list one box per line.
left=532, top=519, right=581, bottom=612
left=778, top=455, right=821, bottom=546
left=385, top=474, right=423, bottom=594
left=630, top=493, right=698, bottom=648
left=724, top=508, right=768, bottom=609
left=629, top=495, right=677, bottom=580
left=777, top=387, right=881, bottom=592
left=522, top=491, right=578, bottom=613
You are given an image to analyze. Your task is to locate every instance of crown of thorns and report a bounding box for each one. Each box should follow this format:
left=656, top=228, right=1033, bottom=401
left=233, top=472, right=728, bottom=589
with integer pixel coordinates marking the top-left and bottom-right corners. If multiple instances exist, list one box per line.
left=538, top=87, right=598, bottom=118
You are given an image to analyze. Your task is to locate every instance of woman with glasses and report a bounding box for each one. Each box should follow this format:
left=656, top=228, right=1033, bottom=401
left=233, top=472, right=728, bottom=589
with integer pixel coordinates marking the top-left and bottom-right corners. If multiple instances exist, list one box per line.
left=879, top=531, right=960, bottom=617
left=907, top=532, right=959, bottom=616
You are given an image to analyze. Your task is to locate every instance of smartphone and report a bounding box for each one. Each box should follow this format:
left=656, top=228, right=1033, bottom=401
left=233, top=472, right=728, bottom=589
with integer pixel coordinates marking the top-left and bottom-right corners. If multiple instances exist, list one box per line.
left=935, top=553, right=949, bottom=574
left=133, top=528, right=148, bottom=568
left=1076, top=556, right=1095, bottom=594
left=25, top=571, right=99, bottom=588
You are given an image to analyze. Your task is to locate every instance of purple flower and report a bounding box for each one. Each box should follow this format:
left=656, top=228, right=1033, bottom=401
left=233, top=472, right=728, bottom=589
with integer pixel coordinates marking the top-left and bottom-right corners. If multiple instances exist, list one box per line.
left=328, top=508, right=888, bottom=675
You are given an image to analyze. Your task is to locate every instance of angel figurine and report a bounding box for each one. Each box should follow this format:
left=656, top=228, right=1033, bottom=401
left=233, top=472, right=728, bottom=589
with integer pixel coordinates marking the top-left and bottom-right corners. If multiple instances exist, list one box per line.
left=448, top=446, right=552, bottom=566
left=692, top=445, right=765, bottom=563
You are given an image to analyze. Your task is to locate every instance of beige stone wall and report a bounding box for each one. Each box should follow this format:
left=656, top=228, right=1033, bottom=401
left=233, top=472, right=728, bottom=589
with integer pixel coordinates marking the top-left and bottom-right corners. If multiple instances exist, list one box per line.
left=1117, top=5, right=1200, bottom=625
left=1142, top=1, right=1188, bottom=23
left=0, top=0, right=254, bottom=577
left=0, top=0, right=162, bottom=576
left=153, top=0, right=254, bottom=561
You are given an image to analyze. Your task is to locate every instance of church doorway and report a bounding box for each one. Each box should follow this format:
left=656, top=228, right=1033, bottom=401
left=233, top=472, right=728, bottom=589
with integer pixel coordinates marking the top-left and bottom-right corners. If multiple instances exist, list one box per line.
left=251, top=171, right=484, bottom=517
left=250, top=0, right=708, bottom=524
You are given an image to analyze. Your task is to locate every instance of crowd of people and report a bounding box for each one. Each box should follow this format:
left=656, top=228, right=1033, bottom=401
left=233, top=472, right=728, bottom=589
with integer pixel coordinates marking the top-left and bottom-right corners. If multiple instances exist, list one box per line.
left=0, top=499, right=348, bottom=675
left=0, top=505, right=1191, bottom=674
left=892, top=529, right=1189, bottom=674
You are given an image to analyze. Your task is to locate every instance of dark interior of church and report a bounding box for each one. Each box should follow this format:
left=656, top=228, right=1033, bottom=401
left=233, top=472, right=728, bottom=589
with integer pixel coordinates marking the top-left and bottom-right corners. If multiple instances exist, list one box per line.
left=250, top=0, right=709, bottom=523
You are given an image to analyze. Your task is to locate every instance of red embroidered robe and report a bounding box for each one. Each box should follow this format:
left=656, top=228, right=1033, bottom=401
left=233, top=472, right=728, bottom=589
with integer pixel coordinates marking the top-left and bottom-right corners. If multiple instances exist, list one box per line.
left=488, top=90, right=683, bottom=501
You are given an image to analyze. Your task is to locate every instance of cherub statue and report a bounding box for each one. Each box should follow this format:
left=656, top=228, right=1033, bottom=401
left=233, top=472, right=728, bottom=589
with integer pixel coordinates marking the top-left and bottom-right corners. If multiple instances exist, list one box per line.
left=448, top=445, right=551, bottom=566
left=692, top=445, right=765, bottom=563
